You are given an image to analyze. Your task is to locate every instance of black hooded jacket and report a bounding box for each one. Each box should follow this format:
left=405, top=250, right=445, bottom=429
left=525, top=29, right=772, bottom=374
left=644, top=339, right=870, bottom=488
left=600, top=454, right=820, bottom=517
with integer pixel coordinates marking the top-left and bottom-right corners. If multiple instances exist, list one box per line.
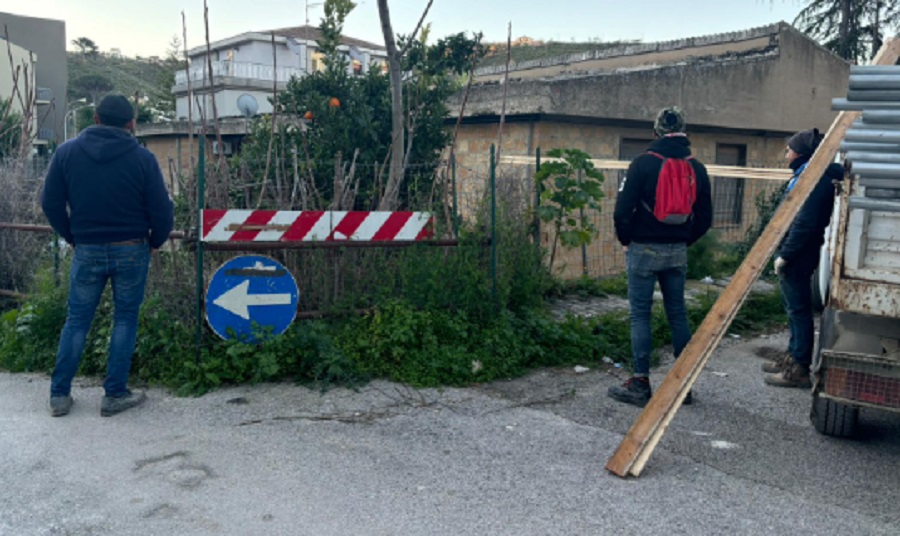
left=41, top=125, right=174, bottom=249
left=778, top=155, right=844, bottom=266
left=613, top=135, right=713, bottom=246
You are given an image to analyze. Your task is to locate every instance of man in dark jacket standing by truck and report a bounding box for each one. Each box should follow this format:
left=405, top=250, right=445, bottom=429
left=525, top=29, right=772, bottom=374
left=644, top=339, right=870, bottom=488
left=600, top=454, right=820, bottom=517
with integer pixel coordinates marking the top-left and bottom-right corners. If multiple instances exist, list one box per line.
left=763, top=128, right=843, bottom=388
left=41, top=95, right=174, bottom=417
left=608, top=107, right=713, bottom=407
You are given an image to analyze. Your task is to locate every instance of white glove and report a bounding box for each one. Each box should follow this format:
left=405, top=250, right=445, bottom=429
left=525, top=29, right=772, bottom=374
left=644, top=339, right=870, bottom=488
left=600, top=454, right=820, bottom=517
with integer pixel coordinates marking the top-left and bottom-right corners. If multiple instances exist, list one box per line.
left=774, top=257, right=787, bottom=275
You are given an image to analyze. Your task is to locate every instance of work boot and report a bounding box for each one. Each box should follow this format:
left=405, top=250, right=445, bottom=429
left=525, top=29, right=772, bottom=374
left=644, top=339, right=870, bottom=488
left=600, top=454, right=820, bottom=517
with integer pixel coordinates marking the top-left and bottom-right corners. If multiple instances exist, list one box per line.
left=100, top=390, right=147, bottom=417
left=50, top=395, right=73, bottom=417
left=761, top=352, right=792, bottom=374
left=608, top=377, right=652, bottom=407
left=764, top=362, right=812, bottom=389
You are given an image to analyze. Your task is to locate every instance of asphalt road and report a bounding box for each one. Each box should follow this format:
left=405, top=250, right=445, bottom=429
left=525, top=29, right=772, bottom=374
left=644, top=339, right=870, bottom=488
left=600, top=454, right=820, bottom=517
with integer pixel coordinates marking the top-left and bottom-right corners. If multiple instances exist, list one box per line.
left=1, top=330, right=898, bottom=536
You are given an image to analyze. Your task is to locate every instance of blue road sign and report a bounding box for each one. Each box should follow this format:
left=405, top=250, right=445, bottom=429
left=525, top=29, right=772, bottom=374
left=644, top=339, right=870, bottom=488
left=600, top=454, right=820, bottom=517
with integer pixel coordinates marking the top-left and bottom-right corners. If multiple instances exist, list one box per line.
left=205, top=255, right=299, bottom=342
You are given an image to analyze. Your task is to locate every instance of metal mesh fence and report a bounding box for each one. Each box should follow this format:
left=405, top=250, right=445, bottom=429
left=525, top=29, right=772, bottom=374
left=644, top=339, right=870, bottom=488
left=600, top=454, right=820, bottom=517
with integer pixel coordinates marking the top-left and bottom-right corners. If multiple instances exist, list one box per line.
left=0, top=149, right=789, bottom=318
left=0, top=153, right=509, bottom=325
left=0, top=157, right=55, bottom=297
left=455, top=153, right=790, bottom=279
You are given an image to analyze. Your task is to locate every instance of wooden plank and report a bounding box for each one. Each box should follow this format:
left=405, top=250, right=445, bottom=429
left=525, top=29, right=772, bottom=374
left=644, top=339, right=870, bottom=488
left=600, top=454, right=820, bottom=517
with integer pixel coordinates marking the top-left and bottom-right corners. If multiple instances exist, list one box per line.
left=605, top=38, right=900, bottom=478
left=500, top=155, right=791, bottom=181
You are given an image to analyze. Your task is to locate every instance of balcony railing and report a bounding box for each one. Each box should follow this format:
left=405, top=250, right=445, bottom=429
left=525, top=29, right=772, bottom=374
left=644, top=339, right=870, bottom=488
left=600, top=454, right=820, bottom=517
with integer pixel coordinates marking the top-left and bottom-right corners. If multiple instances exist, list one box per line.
left=174, top=61, right=305, bottom=86
left=37, top=128, right=56, bottom=141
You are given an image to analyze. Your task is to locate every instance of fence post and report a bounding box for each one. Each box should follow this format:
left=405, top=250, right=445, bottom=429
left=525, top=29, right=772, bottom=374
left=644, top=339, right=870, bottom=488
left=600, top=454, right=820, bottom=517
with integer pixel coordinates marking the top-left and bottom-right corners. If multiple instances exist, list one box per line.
left=451, top=153, right=459, bottom=238
left=195, top=136, right=206, bottom=364
left=490, top=144, right=497, bottom=312
left=579, top=168, right=587, bottom=276
left=535, top=147, right=542, bottom=241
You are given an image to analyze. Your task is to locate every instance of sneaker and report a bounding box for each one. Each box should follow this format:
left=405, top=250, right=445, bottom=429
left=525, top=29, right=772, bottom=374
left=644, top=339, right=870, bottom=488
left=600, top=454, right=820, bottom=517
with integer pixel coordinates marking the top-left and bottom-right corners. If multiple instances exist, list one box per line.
left=50, top=395, right=73, bottom=417
left=100, top=390, right=147, bottom=417
left=761, top=352, right=792, bottom=374
left=608, top=377, right=652, bottom=407
left=764, top=363, right=812, bottom=389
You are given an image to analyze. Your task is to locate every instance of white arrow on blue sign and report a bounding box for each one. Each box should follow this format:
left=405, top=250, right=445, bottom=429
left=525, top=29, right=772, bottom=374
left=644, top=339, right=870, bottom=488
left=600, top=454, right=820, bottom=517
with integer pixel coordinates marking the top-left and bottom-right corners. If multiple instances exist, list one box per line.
left=205, top=255, right=299, bottom=342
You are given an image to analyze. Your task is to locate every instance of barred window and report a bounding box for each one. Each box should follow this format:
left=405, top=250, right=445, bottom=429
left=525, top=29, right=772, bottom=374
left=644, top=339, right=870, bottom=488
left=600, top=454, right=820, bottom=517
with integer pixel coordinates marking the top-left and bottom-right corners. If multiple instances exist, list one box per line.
left=713, top=144, right=747, bottom=227
left=618, top=138, right=653, bottom=189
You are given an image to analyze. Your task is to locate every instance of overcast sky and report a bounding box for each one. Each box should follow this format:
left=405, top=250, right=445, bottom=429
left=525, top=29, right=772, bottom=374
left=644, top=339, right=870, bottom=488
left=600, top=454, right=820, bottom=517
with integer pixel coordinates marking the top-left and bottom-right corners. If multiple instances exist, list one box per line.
left=1, top=0, right=806, bottom=57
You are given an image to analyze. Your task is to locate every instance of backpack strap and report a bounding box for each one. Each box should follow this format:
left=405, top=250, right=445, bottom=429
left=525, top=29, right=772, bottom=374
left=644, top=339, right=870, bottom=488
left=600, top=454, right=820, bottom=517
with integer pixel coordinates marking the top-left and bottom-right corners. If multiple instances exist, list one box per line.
left=646, top=150, right=694, bottom=162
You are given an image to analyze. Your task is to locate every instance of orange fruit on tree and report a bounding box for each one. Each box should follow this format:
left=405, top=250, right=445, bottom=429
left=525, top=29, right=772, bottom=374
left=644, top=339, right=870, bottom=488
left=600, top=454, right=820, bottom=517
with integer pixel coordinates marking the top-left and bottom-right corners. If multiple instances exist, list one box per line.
left=304, top=110, right=314, bottom=120
left=328, top=97, right=340, bottom=108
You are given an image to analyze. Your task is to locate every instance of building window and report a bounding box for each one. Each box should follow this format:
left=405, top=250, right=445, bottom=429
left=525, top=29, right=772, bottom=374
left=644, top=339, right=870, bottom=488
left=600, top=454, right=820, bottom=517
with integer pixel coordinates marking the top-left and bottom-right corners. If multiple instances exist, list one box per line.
left=713, top=143, right=747, bottom=227
left=311, top=52, right=326, bottom=72
left=618, top=137, right=653, bottom=189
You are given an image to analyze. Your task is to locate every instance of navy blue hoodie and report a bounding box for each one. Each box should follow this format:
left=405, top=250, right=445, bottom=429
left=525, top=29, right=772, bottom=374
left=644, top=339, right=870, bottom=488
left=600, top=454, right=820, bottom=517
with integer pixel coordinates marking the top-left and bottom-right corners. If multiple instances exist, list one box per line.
left=41, top=125, right=174, bottom=249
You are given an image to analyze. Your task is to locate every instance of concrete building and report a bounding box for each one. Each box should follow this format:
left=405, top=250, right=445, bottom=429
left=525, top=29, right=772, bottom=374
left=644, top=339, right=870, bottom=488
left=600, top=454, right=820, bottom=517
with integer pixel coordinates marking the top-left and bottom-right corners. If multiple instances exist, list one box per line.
left=139, top=25, right=387, bottom=186
left=447, top=22, right=850, bottom=278
left=172, top=25, right=386, bottom=120
left=0, top=37, right=52, bottom=156
left=0, top=12, right=67, bottom=146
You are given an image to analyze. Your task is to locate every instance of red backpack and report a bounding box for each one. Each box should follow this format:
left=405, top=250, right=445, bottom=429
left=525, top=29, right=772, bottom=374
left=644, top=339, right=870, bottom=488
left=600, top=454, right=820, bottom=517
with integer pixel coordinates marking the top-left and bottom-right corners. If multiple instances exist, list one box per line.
left=641, top=151, right=696, bottom=225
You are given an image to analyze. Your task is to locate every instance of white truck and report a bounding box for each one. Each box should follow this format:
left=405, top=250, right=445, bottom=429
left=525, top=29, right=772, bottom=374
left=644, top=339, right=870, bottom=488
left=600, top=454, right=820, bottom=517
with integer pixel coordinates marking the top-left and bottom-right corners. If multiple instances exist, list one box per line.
left=811, top=106, right=900, bottom=437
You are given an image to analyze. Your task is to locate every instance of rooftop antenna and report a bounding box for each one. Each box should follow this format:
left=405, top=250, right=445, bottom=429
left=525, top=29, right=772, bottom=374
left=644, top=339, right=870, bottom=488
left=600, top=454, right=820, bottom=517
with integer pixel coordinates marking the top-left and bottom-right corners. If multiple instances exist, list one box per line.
left=305, top=1, right=325, bottom=73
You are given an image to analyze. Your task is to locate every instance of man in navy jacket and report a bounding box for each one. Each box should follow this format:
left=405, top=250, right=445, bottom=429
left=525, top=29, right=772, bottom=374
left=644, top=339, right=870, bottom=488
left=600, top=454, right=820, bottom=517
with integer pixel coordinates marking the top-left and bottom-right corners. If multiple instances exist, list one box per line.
left=763, top=128, right=843, bottom=388
left=41, top=94, right=174, bottom=417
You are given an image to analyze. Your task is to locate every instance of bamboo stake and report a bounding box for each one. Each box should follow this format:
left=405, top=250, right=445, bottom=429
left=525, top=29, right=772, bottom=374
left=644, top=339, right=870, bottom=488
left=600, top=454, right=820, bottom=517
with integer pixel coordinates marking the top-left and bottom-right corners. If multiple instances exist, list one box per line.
left=495, top=22, right=512, bottom=166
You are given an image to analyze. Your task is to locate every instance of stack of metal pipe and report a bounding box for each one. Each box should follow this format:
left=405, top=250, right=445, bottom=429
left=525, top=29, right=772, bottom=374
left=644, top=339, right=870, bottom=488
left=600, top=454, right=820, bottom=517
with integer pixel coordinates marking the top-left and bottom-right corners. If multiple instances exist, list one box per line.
left=833, top=65, right=900, bottom=212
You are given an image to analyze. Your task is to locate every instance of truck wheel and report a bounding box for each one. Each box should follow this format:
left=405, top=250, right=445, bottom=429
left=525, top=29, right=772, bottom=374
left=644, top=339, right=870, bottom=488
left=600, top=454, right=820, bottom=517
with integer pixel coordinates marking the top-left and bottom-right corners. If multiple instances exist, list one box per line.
left=811, top=392, right=858, bottom=438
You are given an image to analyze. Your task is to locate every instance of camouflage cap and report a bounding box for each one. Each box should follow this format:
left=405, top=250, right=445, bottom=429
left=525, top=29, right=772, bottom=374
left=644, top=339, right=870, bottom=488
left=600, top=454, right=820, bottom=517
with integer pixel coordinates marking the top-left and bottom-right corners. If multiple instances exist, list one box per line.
left=654, top=106, right=686, bottom=136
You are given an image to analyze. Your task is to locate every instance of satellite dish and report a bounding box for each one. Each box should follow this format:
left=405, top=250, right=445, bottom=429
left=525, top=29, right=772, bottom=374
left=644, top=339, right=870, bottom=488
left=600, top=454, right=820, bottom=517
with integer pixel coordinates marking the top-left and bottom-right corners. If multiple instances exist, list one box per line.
left=237, top=94, right=258, bottom=118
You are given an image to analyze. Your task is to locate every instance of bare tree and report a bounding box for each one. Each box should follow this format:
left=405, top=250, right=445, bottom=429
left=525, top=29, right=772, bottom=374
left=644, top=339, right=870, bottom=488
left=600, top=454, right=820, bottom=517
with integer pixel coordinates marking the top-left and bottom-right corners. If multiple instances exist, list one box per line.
left=375, top=0, right=436, bottom=210
left=376, top=0, right=404, bottom=210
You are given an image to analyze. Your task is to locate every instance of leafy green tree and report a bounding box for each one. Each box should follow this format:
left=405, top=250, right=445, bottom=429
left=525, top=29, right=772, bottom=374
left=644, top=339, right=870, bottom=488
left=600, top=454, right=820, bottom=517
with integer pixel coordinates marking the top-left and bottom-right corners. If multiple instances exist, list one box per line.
left=234, top=0, right=483, bottom=212
left=71, top=37, right=98, bottom=57
left=534, top=148, right=606, bottom=273
left=793, top=0, right=900, bottom=61
left=70, top=74, right=114, bottom=106
left=74, top=105, right=95, bottom=134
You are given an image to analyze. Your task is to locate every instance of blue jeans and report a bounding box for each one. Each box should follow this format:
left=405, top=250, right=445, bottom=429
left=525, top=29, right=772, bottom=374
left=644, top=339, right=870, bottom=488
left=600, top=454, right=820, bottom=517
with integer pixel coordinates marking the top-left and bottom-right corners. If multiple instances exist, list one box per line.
left=626, top=242, right=692, bottom=377
left=51, top=243, right=150, bottom=397
left=779, top=257, right=817, bottom=367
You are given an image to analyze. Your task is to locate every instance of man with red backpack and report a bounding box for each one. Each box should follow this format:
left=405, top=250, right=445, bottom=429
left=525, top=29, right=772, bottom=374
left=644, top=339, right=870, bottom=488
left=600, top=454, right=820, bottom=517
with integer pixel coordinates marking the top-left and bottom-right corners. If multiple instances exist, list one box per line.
left=608, top=106, right=713, bottom=407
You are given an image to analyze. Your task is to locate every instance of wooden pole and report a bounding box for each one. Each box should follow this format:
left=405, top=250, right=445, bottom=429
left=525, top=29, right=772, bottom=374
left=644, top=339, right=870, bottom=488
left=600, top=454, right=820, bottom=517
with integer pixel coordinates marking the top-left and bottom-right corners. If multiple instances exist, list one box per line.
left=605, top=38, right=900, bottom=478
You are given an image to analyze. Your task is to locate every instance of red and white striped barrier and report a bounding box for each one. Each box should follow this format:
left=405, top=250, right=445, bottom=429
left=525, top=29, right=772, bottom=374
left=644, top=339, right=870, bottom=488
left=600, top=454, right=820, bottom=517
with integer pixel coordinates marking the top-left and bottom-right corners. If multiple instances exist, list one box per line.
left=201, top=210, right=434, bottom=242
